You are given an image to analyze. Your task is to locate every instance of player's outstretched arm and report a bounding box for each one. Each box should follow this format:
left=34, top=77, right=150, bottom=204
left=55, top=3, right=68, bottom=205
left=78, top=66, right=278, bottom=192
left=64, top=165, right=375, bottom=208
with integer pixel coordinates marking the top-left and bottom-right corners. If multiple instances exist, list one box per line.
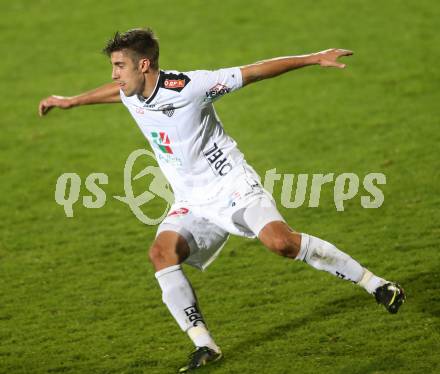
left=38, top=82, right=121, bottom=116
left=240, top=49, right=353, bottom=86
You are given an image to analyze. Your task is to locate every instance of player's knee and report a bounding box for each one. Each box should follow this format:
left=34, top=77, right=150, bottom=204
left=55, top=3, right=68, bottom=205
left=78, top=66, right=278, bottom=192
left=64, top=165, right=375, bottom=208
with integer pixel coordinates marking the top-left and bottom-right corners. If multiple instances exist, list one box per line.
left=148, top=243, right=168, bottom=266
left=266, top=236, right=299, bottom=258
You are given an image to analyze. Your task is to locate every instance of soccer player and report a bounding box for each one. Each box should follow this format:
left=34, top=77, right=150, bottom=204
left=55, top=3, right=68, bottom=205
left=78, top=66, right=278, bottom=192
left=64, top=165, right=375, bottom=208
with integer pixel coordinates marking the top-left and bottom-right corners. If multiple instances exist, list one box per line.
left=39, top=28, right=405, bottom=373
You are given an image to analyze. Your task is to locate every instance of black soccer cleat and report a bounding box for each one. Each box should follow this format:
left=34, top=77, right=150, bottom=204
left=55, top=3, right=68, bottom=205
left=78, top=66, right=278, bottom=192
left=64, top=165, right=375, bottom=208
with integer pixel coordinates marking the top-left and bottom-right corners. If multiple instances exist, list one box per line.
left=374, top=282, right=406, bottom=314
left=178, top=346, right=223, bottom=373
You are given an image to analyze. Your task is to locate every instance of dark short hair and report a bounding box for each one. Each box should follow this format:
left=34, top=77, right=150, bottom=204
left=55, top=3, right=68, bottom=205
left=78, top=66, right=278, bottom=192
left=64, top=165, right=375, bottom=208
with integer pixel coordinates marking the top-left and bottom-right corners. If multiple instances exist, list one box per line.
left=103, top=28, right=160, bottom=69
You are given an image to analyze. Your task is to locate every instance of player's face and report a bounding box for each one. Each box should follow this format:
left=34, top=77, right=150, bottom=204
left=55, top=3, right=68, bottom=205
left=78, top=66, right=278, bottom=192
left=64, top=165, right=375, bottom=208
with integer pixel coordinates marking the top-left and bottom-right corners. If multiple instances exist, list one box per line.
left=111, top=51, right=144, bottom=96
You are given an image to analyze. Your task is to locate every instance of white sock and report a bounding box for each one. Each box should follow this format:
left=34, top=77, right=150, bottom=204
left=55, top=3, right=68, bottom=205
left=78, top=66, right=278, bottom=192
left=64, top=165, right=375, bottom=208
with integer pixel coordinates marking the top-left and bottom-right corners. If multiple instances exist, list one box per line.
left=358, top=269, right=387, bottom=294
left=296, top=233, right=365, bottom=283
left=188, top=325, right=221, bottom=353
left=155, top=265, right=219, bottom=351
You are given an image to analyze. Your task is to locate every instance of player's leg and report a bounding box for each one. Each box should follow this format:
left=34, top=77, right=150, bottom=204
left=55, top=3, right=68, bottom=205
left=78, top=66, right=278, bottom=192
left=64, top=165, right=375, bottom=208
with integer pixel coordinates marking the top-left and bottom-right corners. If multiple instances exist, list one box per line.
left=258, top=221, right=370, bottom=280
left=259, top=221, right=405, bottom=312
left=151, top=206, right=230, bottom=372
left=239, top=199, right=405, bottom=313
left=149, top=230, right=221, bottom=358
left=149, top=230, right=190, bottom=271
left=258, top=221, right=370, bottom=283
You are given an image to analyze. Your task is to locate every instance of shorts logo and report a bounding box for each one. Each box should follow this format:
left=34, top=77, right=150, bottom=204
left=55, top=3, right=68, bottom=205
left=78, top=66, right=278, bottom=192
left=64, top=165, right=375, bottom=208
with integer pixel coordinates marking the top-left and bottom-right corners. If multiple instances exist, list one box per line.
left=164, top=79, right=186, bottom=89
left=205, top=84, right=231, bottom=101
left=203, top=142, right=233, bottom=176
left=168, top=207, right=189, bottom=216
left=151, top=131, right=173, bottom=154
left=229, top=191, right=241, bottom=207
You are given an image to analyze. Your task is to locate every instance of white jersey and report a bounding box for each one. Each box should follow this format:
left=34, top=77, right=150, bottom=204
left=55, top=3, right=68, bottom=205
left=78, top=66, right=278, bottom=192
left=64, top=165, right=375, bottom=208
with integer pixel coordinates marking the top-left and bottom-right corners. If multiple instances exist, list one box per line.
left=120, top=67, right=245, bottom=202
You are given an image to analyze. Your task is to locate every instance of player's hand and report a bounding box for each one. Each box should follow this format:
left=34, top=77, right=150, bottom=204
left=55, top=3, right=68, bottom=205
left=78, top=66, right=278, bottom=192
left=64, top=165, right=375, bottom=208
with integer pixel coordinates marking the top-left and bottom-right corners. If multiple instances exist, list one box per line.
left=38, top=95, right=75, bottom=116
left=314, top=49, right=353, bottom=68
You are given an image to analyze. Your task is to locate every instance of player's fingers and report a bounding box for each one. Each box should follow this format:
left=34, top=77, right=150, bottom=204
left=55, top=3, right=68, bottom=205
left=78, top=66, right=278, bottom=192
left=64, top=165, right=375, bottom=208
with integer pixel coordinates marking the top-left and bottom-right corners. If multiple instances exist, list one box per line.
left=39, top=100, right=53, bottom=116
left=337, top=49, right=353, bottom=57
left=38, top=101, right=46, bottom=116
left=322, top=60, right=346, bottom=68
left=44, top=106, right=54, bottom=115
left=324, top=61, right=346, bottom=68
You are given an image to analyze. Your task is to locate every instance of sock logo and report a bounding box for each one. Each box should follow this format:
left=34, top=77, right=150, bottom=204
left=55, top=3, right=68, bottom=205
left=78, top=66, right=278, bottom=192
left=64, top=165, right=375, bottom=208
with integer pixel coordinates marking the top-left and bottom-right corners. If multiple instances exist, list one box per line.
left=336, top=271, right=346, bottom=279
left=336, top=271, right=356, bottom=283
left=184, top=305, right=205, bottom=327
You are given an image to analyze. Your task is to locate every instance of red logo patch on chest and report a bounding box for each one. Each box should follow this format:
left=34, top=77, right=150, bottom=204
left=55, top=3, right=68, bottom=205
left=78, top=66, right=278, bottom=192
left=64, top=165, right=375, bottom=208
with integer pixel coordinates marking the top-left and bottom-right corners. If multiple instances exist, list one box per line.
left=164, top=79, right=186, bottom=89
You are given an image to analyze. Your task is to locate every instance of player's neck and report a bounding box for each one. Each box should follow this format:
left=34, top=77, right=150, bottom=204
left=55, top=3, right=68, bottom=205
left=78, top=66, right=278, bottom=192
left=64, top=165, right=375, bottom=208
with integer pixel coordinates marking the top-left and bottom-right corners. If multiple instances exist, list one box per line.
left=141, top=69, right=160, bottom=99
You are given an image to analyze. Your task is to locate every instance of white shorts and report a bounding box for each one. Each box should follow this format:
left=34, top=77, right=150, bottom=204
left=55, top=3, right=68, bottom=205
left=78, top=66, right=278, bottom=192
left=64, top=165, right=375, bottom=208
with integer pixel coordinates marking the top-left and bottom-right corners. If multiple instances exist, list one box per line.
left=156, top=164, right=285, bottom=270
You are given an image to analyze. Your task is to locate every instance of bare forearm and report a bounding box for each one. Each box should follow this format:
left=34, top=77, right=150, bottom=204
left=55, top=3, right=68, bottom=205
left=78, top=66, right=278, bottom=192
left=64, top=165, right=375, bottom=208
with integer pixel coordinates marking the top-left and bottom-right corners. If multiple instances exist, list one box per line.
left=39, top=82, right=121, bottom=116
left=240, top=49, right=353, bottom=86
left=241, top=54, right=318, bottom=85
left=70, top=82, right=121, bottom=106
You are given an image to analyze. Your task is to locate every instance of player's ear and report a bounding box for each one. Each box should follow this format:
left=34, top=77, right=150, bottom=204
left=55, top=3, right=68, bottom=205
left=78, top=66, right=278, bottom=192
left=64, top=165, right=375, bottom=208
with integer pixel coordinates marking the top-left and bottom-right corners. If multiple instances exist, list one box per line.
left=139, top=58, right=150, bottom=73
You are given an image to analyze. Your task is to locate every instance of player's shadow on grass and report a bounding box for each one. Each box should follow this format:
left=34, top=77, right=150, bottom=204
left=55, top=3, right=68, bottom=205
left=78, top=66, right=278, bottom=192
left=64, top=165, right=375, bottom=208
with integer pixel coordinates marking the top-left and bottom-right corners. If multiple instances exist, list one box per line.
left=230, top=292, right=367, bottom=352
left=222, top=268, right=440, bottom=367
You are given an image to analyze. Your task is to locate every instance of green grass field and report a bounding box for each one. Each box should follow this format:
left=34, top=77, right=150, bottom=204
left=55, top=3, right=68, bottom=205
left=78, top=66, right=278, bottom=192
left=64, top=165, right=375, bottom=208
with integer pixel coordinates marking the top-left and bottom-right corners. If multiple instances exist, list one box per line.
left=1, top=0, right=439, bottom=373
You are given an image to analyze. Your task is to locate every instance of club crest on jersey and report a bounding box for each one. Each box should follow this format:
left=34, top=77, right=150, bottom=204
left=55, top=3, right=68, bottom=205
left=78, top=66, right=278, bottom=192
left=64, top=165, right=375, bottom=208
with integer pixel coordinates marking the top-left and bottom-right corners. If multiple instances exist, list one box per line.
left=205, top=84, right=231, bottom=102
left=158, top=104, right=175, bottom=117
left=151, top=131, right=173, bottom=154
left=203, top=142, right=233, bottom=176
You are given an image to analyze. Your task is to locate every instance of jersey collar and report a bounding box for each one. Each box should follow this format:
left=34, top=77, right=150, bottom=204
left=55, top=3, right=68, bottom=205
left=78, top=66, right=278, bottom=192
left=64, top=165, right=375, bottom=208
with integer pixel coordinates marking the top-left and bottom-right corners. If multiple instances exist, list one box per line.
left=137, top=70, right=164, bottom=104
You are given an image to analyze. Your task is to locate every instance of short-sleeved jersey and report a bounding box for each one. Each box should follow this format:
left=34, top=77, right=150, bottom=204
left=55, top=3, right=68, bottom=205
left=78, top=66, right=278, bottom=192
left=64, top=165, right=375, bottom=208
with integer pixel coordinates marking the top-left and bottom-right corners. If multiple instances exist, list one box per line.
left=120, top=67, right=245, bottom=202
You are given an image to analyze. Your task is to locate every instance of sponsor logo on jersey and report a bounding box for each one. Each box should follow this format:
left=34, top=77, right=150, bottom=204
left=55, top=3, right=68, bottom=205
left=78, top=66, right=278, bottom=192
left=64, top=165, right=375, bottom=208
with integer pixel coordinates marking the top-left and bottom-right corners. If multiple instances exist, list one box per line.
left=203, top=142, right=233, bottom=176
left=151, top=131, right=173, bottom=154
left=136, top=107, right=145, bottom=115
left=168, top=207, right=189, bottom=216
left=205, top=83, right=231, bottom=101
left=164, top=79, right=186, bottom=89
left=160, top=72, right=191, bottom=92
